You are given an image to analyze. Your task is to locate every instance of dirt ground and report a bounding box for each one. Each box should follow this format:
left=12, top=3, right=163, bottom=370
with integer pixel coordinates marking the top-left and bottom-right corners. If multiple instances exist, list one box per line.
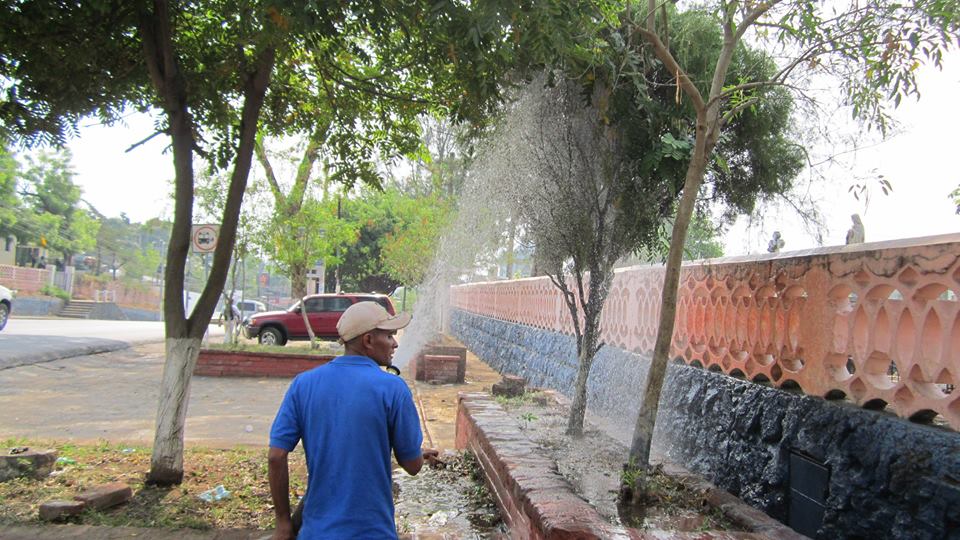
left=499, top=392, right=736, bottom=533
left=403, top=346, right=504, bottom=451
left=0, top=337, right=503, bottom=451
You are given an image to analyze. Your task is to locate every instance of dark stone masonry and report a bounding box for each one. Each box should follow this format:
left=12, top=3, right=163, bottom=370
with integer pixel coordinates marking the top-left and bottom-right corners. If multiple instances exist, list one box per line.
left=450, top=309, right=960, bottom=540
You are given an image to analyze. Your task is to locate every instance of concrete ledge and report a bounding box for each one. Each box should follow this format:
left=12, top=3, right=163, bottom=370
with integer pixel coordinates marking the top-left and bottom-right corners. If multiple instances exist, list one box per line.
left=194, top=349, right=334, bottom=377
left=455, top=392, right=806, bottom=540
left=11, top=296, right=64, bottom=317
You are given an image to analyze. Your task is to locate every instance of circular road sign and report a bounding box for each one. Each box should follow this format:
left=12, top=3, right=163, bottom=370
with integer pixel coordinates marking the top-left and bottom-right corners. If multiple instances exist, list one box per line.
left=191, top=224, right=220, bottom=253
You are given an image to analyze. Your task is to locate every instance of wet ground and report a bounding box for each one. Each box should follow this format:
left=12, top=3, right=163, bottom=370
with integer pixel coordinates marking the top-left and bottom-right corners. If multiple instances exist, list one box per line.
left=499, top=391, right=734, bottom=532
left=393, top=452, right=505, bottom=538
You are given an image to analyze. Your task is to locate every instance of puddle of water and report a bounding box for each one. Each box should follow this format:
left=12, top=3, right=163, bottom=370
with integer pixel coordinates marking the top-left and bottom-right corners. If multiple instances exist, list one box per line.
left=393, top=452, right=505, bottom=537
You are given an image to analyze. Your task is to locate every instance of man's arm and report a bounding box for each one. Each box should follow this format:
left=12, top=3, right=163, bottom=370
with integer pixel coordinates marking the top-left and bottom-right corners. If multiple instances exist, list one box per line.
left=268, top=446, right=294, bottom=540
left=398, top=454, right=424, bottom=476
left=398, top=448, right=442, bottom=476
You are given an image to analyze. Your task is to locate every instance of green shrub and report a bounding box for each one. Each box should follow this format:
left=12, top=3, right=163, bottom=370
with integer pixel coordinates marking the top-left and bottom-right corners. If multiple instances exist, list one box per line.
left=40, top=284, right=70, bottom=301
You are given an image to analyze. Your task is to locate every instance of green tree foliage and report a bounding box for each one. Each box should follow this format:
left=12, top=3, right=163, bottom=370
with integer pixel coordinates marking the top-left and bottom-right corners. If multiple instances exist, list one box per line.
left=16, top=149, right=99, bottom=261
left=381, top=192, right=452, bottom=287
left=266, top=196, right=357, bottom=295
left=0, top=142, right=20, bottom=238
left=0, top=0, right=593, bottom=484
left=334, top=189, right=402, bottom=294
left=627, top=0, right=960, bottom=470
left=501, top=4, right=803, bottom=434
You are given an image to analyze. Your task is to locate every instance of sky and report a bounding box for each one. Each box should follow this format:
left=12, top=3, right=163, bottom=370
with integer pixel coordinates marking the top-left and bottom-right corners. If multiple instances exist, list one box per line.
left=65, top=55, right=959, bottom=257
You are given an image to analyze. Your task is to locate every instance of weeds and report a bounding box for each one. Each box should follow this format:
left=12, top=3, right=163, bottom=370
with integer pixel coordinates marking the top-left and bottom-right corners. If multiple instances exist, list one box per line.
left=494, top=391, right=546, bottom=408
left=0, top=439, right=307, bottom=530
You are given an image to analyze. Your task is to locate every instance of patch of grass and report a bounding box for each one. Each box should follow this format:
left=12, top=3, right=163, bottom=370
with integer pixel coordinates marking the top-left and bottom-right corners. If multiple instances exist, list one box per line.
left=0, top=439, right=307, bottom=531
left=618, top=461, right=734, bottom=531
left=494, top=391, right=546, bottom=408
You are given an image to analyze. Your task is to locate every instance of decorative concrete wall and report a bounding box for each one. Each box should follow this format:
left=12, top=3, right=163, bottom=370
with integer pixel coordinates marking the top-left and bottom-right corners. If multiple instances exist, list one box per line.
left=451, top=234, right=960, bottom=430
left=450, top=310, right=960, bottom=539
left=0, top=264, right=51, bottom=295
left=73, top=275, right=161, bottom=310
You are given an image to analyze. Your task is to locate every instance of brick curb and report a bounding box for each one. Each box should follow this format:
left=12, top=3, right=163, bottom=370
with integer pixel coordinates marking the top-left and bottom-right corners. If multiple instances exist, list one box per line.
left=455, top=392, right=808, bottom=540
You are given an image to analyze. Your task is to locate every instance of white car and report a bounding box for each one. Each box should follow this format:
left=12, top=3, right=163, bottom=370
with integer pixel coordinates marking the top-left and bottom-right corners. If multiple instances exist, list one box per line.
left=0, top=285, right=12, bottom=331
left=212, top=299, right=267, bottom=325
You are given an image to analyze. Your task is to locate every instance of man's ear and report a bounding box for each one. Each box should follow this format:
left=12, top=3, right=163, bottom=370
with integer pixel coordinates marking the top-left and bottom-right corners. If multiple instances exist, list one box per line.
left=359, top=332, right=373, bottom=351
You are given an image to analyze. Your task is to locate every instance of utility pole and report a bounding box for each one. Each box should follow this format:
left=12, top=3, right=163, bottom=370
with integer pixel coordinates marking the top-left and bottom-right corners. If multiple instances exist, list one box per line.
left=334, top=195, right=342, bottom=293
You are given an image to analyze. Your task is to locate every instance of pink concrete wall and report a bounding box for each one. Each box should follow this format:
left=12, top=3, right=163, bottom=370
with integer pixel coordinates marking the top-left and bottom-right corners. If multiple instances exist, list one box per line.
left=450, top=234, right=960, bottom=430
left=0, top=264, right=51, bottom=295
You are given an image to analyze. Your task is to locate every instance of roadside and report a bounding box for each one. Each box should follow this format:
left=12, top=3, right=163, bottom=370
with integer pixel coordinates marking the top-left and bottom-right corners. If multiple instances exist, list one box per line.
left=0, top=342, right=287, bottom=445
left=0, top=318, right=223, bottom=371
left=0, top=336, right=508, bottom=538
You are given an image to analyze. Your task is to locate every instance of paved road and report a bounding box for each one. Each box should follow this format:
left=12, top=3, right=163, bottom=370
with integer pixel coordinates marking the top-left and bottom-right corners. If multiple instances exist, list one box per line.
left=0, top=342, right=288, bottom=445
left=0, top=318, right=223, bottom=370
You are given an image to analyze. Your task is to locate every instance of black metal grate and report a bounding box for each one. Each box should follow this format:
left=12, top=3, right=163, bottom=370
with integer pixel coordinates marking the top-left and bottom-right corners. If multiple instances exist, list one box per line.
left=789, top=450, right=829, bottom=538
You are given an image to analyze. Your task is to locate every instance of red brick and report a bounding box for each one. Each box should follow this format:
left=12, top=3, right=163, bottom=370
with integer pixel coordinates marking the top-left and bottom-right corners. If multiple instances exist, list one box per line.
left=39, top=500, right=85, bottom=521
left=74, top=482, right=132, bottom=510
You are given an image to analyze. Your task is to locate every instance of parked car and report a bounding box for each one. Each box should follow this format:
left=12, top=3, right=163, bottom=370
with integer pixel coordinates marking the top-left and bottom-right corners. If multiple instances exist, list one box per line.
left=0, top=285, right=12, bottom=331
left=212, top=299, right=267, bottom=325
left=243, top=293, right=396, bottom=346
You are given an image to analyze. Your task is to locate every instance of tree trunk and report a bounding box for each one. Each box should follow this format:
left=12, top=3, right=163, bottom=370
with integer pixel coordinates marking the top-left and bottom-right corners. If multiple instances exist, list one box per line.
left=290, top=260, right=307, bottom=300
left=299, top=297, right=317, bottom=349
left=140, top=0, right=276, bottom=486
left=630, top=12, right=736, bottom=470
left=629, top=123, right=711, bottom=466
left=148, top=336, right=202, bottom=485
left=567, top=327, right=599, bottom=436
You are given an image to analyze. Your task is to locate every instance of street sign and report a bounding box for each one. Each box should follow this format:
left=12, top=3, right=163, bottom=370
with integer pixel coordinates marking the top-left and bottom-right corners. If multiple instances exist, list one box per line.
left=191, top=224, right=220, bottom=253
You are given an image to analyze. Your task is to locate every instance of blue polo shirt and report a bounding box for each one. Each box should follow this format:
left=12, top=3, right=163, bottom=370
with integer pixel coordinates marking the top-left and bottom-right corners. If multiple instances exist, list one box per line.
left=269, top=356, right=423, bottom=539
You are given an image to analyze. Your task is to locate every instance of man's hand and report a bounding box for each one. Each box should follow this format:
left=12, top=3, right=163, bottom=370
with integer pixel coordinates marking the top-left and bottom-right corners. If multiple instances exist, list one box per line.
left=271, top=520, right=294, bottom=540
left=423, top=448, right=444, bottom=469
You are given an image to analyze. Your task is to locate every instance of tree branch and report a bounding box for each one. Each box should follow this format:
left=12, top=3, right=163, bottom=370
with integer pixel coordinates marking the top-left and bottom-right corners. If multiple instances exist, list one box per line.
left=254, top=136, right=285, bottom=205
left=636, top=27, right=706, bottom=112
left=125, top=129, right=168, bottom=153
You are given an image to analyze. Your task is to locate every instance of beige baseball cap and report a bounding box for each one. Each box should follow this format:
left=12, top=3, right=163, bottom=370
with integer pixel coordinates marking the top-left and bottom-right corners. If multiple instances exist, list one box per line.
left=337, top=301, right=412, bottom=343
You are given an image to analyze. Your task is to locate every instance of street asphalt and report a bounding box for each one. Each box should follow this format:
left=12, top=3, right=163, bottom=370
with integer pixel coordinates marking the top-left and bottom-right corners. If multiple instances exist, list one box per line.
left=0, top=317, right=223, bottom=370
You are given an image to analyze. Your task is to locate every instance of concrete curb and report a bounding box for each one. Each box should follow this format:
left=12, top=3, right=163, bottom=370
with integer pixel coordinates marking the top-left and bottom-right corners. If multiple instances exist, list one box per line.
left=0, top=341, right=134, bottom=371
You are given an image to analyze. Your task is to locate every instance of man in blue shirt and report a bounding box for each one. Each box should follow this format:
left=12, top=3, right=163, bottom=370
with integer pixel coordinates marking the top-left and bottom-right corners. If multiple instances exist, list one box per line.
left=268, top=301, right=433, bottom=539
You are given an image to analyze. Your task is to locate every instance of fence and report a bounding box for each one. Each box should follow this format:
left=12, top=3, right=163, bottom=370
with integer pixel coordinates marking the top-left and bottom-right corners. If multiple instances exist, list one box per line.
left=450, top=233, right=960, bottom=430
left=0, top=264, right=161, bottom=310
left=0, top=264, right=52, bottom=295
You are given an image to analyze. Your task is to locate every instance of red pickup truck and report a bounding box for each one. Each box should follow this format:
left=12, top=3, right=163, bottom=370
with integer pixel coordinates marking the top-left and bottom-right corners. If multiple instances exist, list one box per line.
left=242, top=293, right=397, bottom=346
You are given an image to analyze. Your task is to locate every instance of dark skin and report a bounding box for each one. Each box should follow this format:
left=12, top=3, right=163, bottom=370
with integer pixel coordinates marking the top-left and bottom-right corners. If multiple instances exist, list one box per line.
left=268, top=328, right=439, bottom=540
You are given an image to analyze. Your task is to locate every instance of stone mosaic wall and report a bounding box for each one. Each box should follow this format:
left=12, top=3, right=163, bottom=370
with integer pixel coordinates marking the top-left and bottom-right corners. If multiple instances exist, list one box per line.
left=450, top=235, right=960, bottom=429
left=450, top=309, right=960, bottom=539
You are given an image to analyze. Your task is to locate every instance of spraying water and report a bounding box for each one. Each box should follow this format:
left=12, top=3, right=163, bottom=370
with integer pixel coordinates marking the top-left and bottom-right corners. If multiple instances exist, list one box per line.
left=393, top=75, right=566, bottom=368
